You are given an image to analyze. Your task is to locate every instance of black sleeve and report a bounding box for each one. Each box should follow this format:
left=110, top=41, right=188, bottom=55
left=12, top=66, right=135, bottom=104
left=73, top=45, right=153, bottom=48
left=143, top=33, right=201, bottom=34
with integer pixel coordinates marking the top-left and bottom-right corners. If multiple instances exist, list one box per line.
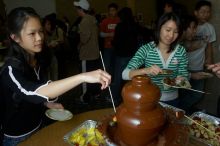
left=1, top=66, right=49, bottom=104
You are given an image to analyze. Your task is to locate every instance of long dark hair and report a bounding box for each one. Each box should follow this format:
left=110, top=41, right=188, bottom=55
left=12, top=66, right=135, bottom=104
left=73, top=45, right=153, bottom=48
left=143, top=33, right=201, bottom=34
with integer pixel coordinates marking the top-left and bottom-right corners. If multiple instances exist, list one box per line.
left=6, top=7, right=51, bottom=70
left=154, top=12, right=182, bottom=53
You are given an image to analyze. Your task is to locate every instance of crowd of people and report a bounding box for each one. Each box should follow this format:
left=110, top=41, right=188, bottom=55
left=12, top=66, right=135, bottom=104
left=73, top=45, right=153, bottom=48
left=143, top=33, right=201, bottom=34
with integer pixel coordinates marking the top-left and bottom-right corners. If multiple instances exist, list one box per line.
left=0, top=0, right=220, bottom=145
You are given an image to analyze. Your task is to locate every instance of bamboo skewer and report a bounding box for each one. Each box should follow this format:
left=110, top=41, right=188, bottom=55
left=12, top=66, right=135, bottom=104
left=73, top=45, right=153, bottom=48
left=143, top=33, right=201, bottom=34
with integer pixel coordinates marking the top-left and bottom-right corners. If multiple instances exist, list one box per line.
left=99, top=51, right=116, bottom=113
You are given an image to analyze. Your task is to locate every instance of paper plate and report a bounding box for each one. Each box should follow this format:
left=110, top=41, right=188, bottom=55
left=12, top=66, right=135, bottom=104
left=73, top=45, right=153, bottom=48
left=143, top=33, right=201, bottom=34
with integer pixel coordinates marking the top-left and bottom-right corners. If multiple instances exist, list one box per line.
left=45, top=109, right=73, bottom=121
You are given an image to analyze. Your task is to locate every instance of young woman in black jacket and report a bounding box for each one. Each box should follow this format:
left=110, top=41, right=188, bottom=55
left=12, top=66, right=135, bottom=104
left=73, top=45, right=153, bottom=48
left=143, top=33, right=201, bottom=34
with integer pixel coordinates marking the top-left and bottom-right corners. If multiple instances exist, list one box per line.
left=0, top=7, right=111, bottom=146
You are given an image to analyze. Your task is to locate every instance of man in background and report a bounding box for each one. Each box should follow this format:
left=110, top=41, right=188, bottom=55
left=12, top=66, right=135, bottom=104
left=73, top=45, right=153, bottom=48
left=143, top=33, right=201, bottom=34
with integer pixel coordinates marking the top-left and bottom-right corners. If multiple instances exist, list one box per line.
left=74, top=0, right=101, bottom=102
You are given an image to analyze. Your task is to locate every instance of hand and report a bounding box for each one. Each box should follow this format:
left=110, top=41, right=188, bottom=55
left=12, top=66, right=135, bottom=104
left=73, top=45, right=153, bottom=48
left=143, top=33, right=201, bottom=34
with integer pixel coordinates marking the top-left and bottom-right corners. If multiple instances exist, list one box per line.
left=145, top=65, right=162, bottom=76
left=175, top=76, right=186, bottom=81
left=82, top=69, right=111, bottom=90
left=191, top=72, right=207, bottom=80
left=45, top=102, right=64, bottom=109
left=207, top=63, right=220, bottom=78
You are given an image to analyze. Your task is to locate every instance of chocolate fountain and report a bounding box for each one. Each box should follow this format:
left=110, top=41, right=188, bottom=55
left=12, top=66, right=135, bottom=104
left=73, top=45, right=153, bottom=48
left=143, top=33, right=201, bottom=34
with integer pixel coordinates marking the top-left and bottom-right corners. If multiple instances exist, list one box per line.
left=115, top=75, right=166, bottom=146
left=98, top=75, right=190, bottom=146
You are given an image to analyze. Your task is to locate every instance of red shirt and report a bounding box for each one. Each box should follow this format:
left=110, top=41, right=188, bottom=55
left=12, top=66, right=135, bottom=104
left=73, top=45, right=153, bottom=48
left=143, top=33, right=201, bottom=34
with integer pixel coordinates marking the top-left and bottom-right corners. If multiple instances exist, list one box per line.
left=100, top=17, right=120, bottom=48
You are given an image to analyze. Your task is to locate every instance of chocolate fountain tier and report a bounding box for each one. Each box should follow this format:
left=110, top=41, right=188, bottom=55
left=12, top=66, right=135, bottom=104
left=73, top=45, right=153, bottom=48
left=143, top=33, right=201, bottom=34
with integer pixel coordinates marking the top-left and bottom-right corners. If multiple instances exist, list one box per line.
left=115, top=75, right=165, bottom=145
left=116, top=104, right=166, bottom=146
left=97, top=109, right=190, bottom=146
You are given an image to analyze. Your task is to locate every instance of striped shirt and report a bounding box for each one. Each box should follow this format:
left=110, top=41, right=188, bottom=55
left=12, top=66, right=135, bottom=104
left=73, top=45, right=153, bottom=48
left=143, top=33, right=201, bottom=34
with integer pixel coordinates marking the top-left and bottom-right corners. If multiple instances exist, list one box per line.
left=123, top=41, right=189, bottom=101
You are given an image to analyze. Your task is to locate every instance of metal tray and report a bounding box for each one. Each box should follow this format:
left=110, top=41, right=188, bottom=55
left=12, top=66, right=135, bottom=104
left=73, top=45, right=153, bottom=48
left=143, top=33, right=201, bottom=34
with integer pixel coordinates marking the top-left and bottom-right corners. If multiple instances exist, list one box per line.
left=188, top=112, right=220, bottom=146
left=190, top=112, right=220, bottom=124
left=63, top=120, right=106, bottom=146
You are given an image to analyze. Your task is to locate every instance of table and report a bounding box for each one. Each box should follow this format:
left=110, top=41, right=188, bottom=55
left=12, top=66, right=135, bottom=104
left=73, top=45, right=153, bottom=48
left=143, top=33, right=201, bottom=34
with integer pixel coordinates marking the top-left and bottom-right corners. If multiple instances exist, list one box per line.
left=19, top=108, right=114, bottom=146
left=18, top=108, right=209, bottom=146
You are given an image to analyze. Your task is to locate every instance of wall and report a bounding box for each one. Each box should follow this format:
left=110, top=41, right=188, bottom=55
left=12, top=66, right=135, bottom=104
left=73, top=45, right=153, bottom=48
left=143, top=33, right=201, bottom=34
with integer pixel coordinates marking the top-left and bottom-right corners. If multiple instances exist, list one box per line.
left=56, top=0, right=127, bottom=24
left=55, top=0, right=156, bottom=26
left=135, top=1, right=157, bottom=28
left=3, top=0, right=56, bottom=17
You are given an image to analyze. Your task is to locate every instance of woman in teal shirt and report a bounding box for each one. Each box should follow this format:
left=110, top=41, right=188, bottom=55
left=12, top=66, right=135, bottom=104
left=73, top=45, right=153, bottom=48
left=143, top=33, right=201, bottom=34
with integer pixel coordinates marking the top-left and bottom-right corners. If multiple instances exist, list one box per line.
left=122, top=12, right=189, bottom=107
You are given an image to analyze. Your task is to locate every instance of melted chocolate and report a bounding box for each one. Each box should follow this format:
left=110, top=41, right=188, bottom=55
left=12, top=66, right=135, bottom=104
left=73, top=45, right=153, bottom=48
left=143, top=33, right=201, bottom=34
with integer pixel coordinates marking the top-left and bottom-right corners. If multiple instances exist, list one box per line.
left=98, top=76, right=189, bottom=146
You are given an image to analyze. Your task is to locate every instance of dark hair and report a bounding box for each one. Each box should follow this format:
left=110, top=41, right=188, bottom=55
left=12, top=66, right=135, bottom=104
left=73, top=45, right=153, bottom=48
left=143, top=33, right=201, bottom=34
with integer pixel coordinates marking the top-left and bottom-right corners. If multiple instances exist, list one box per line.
left=42, top=15, right=56, bottom=32
left=195, top=0, right=211, bottom=10
left=7, top=7, right=40, bottom=37
left=181, top=15, right=198, bottom=31
left=108, top=3, right=118, bottom=10
left=155, top=12, right=182, bottom=53
left=6, top=7, right=51, bottom=70
left=163, top=0, right=175, bottom=8
left=118, top=7, right=134, bottom=23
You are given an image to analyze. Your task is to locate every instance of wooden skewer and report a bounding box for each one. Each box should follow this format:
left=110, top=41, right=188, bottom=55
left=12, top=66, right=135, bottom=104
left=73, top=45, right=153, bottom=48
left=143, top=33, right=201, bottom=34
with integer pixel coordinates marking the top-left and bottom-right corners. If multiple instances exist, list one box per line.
left=99, top=51, right=116, bottom=113
left=183, top=88, right=211, bottom=94
left=184, top=115, right=220, bottom=139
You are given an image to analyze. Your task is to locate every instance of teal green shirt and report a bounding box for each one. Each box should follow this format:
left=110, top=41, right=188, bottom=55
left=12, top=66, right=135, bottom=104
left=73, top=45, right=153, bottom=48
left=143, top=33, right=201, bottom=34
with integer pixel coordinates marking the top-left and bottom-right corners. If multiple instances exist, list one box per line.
left=125, top=41, right=189, bottom=93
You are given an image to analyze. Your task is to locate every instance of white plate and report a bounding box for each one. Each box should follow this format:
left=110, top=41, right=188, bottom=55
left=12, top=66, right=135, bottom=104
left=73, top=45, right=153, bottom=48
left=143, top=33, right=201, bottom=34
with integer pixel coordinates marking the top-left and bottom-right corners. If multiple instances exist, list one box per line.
left=45, top=109, right=73, bottom=121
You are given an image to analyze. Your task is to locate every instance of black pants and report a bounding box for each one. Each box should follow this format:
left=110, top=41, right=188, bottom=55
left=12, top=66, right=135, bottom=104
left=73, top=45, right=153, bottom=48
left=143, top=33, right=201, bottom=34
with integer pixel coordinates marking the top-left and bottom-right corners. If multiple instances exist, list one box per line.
left=81, top=58, right=102, bottom=96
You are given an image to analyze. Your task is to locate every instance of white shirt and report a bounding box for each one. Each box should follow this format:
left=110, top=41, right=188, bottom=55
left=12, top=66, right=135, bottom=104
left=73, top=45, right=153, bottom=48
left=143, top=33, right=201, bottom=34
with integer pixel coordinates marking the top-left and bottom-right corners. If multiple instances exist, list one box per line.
left=187, top=22, right=216, bottom=71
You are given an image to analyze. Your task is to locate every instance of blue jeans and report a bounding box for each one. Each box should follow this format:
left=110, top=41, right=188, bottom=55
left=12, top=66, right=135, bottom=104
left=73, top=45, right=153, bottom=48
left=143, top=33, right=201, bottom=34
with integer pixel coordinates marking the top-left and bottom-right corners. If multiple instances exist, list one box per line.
left=111, top=56, right=131, bottom=104
left=102, top=48, right=115, bottom=76
left=3, top=134, right=31, bottom=146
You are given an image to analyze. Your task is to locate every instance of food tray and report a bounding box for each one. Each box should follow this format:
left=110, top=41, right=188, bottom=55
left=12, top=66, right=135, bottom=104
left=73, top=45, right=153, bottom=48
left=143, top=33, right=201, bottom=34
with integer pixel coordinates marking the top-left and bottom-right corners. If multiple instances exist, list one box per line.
left=188, top=112, right=220, bottom=146
left=191, top=112, right=220, bottom=125
left=63, top=120, right=106, bottom=146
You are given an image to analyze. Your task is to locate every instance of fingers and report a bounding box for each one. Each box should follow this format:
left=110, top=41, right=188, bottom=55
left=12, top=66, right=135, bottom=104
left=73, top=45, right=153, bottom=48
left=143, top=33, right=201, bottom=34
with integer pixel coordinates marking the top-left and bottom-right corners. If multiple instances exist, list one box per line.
left=88, top=69, right=111, bottom=89
left=206, top=64, right=216, bottom=70
left=99, top=70, right=111, bottom=89
left=150, top=65, right=162, bottom=75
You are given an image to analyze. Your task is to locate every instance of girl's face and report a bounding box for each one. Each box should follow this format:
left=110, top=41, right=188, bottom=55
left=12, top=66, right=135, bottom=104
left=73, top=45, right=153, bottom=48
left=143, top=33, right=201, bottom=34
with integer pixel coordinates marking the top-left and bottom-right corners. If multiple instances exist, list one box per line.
left=15, top=17, right=44, bottom=55
left=185, top=21, right=197, bottom=41
left=195, top=6, right=211, bottom=23
left=159, top=20, right=178, bottom=46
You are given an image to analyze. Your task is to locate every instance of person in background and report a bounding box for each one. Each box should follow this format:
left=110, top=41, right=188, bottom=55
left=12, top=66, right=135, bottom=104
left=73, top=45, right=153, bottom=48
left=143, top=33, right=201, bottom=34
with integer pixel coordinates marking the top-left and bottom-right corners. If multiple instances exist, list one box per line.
left=0, top=7, right=111, bottom=146
left=163, top=0, right=174, bottom=14
left=62, top=16, right=70, bottom=36
left=179, top=15, right=198, bottom=49
left=99, top=3, right=120, bottom=75
left=42, top=16, right=60, bottom=80
left=157, top=0, right=175, bottom=19
left=178, top=15, right=199, bottom=112
left=208, top=62, right=220, bottom=120
left=122, top=12, right=189, bottom=107
left=111, top=7, right=140, bottom=105
left=73, top=0, right=101, bottom=102
left=185, top=0, right=216, bottom=113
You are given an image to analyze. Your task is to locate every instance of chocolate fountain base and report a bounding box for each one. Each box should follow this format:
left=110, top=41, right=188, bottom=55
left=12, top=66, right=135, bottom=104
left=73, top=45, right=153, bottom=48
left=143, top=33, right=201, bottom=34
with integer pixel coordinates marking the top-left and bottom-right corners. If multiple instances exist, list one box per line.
left=98, top=112, right=190, bottom=146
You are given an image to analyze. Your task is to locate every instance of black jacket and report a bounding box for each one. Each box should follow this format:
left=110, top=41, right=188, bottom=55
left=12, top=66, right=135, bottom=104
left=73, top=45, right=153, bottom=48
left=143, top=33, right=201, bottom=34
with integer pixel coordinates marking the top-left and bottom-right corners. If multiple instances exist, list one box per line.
left=0, top=57, right=50, bottom=137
